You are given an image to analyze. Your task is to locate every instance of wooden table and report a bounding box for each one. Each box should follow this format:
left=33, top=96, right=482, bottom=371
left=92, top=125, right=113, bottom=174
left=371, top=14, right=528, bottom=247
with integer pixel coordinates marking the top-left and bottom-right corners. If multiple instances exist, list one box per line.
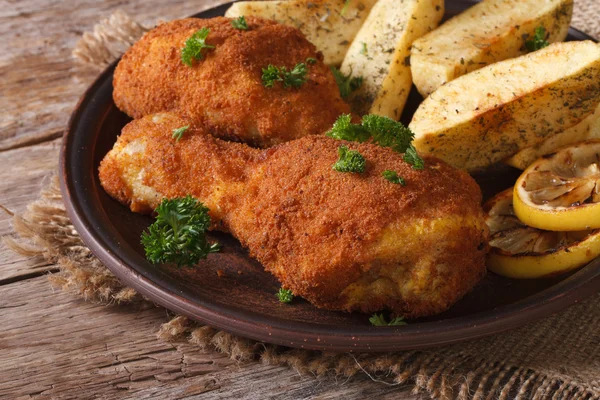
left=0, top=1, right=420, bottom=398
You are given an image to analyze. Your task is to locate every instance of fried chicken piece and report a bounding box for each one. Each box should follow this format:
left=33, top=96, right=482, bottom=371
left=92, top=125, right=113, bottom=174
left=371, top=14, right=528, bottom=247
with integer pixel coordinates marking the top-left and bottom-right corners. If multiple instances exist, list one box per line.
left=99, top=113, right=489, bottom=317
left=113, top=17, right=350, bottom=147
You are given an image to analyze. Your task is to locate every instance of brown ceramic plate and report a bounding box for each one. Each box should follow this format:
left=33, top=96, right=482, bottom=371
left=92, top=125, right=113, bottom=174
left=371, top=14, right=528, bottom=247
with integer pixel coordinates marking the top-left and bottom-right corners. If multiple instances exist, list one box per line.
left=60, top=1, right=600, bottom=352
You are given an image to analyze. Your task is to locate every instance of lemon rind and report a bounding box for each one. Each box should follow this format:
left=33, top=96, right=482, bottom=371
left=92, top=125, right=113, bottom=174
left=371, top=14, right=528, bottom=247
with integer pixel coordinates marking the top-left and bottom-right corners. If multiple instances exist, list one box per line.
left=487, top=231, right=600, bottom=278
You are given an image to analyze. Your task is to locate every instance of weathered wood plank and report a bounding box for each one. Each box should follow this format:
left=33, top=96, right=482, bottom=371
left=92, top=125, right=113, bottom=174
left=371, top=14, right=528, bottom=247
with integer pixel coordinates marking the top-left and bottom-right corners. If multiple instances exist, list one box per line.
left=0, top=276, right=417, bottom=399
left=0, top=139, right=59, bottom=235
left=0, top=139, right=59, bottom=282
left=0, top=276, right=232, bottom=398
left=0, top=0, right=224, bottom=151
left=122, top=363, right=420, bottom=399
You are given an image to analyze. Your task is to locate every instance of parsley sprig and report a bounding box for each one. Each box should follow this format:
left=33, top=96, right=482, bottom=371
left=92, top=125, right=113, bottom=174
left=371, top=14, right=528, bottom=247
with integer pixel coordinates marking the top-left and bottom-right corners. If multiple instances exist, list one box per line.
left=330, top=66, right=363, bottom=98
left=141, top=196, right=220, bottom=267
left=382, top=170, right=405, bottom=185
left=276, top=288, right=294, bottom=303
left=231, top=16, right=248, bottom=30
left=341, top=0, right=351, bottom=16
left=262, top=63, right=308, bottom=88
left=327, top=114, right=371, bottom=142
left=361, top=114, right=415, bottom=153
left=333, top=145, right=366, bottom=173
left=181, top=28, right=215, bottom=66
left=360, top=42, right=368, bottom=56
left=525, top=26, right=549, bottom=52
left=327, top=114, right=424, bottom=170
left=369, top=313, right=407, bottom=326
left=172, top=125, right=190, bottom=141
left=402, top=145, right=425, bottom=170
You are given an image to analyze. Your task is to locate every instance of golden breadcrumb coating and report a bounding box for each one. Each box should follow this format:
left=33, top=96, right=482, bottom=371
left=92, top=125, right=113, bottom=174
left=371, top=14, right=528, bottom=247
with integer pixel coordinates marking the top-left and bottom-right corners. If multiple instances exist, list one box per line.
left=99, top=113, right=489, bottom=317
left=113, top=17, right=351, bottom=147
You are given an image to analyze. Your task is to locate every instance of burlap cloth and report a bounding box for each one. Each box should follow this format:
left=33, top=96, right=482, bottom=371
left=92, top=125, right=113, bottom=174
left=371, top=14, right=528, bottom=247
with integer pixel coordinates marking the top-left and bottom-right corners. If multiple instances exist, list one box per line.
left=5, top=2, right=600, bottom=399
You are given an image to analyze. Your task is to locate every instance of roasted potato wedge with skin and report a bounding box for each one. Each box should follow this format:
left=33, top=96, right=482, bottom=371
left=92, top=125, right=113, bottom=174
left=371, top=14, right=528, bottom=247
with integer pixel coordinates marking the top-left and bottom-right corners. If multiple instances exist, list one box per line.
left=505, top=103, right=600, bottom=170
left=225, top=0, right=377, bottom=66
left=340, top=0, right=443, bottom=119
left=411, top=0, right=573, bottom=98
left=410, top=41, right=600, bottom=172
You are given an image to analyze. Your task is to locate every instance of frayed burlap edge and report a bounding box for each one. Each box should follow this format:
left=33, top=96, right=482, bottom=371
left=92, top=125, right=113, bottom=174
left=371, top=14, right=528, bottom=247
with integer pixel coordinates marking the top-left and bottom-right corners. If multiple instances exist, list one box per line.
left=572, top=0, right=600, bottom=40
left=3, top=175, right=140, bottom=304
left=72, top=10, right=149, bottom=68
left=5, top=177, right=600, bottom=400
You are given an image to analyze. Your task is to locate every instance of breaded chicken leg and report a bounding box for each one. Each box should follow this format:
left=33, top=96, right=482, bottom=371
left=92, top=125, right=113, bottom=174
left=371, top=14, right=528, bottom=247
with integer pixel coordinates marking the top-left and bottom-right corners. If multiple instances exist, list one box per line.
left=113, top=17, right=351, bottom=147
left=99, top=113, right=489, bottom=317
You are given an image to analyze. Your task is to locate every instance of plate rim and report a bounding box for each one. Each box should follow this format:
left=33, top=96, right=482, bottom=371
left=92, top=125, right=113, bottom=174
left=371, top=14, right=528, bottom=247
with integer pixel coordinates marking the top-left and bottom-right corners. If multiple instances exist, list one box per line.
left=60, top=0, right=600, bottom=352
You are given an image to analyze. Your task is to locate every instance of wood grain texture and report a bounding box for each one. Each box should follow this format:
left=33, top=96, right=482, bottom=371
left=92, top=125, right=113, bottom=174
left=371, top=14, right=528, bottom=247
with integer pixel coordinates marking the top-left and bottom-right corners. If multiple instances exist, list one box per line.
left=0, top=276, right=417, bottom=399
left=0, top=0, right=222, bottom=152
left=0, top=139, right=59, bottom=282
left=0, top=0, right=419, bottom=397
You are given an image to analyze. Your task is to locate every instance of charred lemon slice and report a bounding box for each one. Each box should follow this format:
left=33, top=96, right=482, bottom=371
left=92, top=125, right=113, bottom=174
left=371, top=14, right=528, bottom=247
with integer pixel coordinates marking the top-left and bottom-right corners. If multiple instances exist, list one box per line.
left=485, top=188, right=600, bottom=279
left=513, top=140, right=600, bottom=231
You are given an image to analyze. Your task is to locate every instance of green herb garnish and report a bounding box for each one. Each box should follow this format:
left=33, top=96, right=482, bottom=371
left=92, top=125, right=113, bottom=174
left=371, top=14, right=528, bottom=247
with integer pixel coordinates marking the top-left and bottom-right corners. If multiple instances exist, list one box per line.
left=327, top=114, right=425, bottom=169
left=326, top=114, right=371, bottom=142
left=181, top=28, right=215, bottom=66
left=402, top=145, right=425, bottom=170
left=172, top=125, right=190, bottom=141
left=369, top=313, right=407, bottom=326
left=341, top=0, right=351, bottom=16
left=261, top=65, right=282, bottom=88
left=361, top=114, right=414, bottom=153
left=141, top=196, right=220, bottom=267
left=231, top=16, right=249, bottom=30
left=360, top=42, right=368, bottom=56
left=330, top=66, right=363, bottom=98
left=525, top=26, right=549, bottom=52
left=276, top=288, right=294, bottom=303
left=306, top=57, right=317, bottom=65
left=382, top=170, right=406, bottom=185
left=262, top=62, right=308, bottom=88
left=333, top=145, right=366, bottom=173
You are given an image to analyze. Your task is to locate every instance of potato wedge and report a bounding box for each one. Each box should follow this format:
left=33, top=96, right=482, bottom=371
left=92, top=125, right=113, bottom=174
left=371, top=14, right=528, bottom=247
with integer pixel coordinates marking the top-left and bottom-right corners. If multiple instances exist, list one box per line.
left=224, top=0, right=377, bottom=66
left=340, top=0, right=443, bottom=119
left=410, top=41, right=600, bottom=172
left=410, top=0, right=573, bottom=98
left=505, top=103, right=600, bottom=169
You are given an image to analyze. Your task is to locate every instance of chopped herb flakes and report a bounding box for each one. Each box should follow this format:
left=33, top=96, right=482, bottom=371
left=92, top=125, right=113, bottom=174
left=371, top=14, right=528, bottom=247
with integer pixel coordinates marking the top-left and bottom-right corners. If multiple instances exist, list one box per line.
left=382, top=170, right=406, bottom=185
left=172, top=125, right=190, bottom=141
left=333, top=145, right=366, bottom=173
left=181, top=28, right=215, bottom=66
left=341, top=0, right=351, bottom=16
left=369, top=313, right=407, bottom=326
left=231, top=16, right=248, bottom=30
left=330, top=66, right=363, bottom=98
left=262, top=62, right=308, bottom=88
left=360, top=42, right=368, bottom=56
left=525, top=26, right=549, bottom=52
left=403, top=145, right=425, bottom=170
left=276, top=288, right=294, bottom=303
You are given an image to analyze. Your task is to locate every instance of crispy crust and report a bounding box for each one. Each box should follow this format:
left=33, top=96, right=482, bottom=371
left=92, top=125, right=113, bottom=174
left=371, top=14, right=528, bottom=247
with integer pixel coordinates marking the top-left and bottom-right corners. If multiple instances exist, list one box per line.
left=113, top=17, right=351, bottom=147
left=99, top=114, right=489, bottom=317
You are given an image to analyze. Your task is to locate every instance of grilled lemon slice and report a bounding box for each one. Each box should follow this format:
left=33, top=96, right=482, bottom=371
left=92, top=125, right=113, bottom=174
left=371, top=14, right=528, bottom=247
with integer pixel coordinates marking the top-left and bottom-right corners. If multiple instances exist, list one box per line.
left=513, top=140, right=600, bottom=232
left=485, top=188, right=600, bottom=278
